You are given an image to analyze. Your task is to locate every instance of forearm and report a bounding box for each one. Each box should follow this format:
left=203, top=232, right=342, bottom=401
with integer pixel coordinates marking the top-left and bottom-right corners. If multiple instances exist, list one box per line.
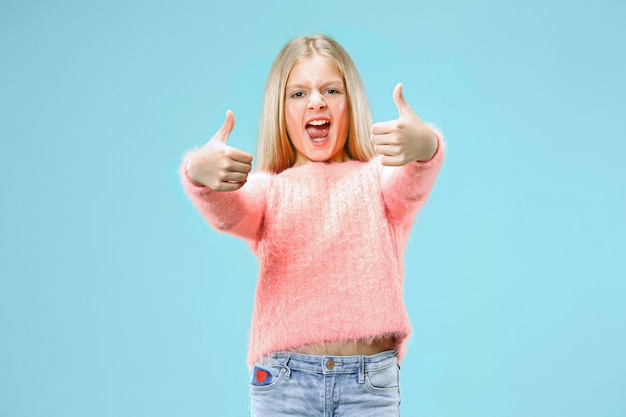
left=380, top=130, right=445, bottom=221
left=181, top=152, right=267, bottom=243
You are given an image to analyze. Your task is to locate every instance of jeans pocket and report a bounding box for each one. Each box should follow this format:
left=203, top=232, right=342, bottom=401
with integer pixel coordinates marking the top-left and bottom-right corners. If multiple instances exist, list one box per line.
left=249, top=364, right=287, bottom=391
left=365, top=364, right=400, bottom=392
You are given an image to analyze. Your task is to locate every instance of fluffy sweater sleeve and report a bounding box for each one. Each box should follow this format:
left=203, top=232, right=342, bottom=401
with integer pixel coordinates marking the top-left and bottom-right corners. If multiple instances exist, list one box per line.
left=180, top=152, right=268, bottom=248
left=379, top=129, right=445, bottom=223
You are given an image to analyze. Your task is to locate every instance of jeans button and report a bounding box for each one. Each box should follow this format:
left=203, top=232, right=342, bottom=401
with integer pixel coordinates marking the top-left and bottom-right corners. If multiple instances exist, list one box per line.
left=326, top=360, right=335, bottom=370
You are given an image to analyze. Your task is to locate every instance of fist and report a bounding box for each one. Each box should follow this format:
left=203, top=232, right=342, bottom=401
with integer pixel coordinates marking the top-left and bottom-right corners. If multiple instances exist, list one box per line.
left=371, top=83, right=438, bottom=166
left=186, top=110, right=253, bottom=192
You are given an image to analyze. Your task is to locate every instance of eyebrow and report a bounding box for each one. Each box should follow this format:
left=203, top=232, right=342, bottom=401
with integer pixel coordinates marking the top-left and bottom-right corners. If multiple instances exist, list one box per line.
left=286, top=80, right=345, bottom=90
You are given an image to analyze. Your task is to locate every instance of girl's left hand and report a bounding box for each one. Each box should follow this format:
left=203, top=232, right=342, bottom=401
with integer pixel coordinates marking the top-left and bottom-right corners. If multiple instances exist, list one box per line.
left=371, top=83, right=438, bottom=166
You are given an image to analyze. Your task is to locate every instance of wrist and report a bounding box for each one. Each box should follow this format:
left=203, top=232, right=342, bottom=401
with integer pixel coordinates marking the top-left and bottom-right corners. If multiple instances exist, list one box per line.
left=185, top=155, right=205, bottom=187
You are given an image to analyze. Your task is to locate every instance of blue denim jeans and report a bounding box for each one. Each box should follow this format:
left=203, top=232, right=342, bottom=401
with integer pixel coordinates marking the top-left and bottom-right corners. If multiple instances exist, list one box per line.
left=249, top=350, right=401, bottom=417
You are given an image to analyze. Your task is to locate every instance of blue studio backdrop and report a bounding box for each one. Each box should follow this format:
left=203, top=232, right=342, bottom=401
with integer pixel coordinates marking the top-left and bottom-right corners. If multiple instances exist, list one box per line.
left=1, top=1, right=625, bottom=416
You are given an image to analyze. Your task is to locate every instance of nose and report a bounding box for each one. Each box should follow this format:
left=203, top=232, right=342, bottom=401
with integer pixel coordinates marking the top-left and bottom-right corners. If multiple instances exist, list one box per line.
left=308, top=90, right=326, bottom=110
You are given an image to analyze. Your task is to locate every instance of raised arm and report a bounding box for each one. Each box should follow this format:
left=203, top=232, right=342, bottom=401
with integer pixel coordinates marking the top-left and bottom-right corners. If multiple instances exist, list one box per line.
left=371, top=84, right=445, bottom=222
left=181, top=111, right=267, bottom=246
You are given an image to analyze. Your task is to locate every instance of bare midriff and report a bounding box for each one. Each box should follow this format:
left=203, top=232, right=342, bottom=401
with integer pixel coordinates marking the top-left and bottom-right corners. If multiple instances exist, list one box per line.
left=289, top=336, right=396, bottom=356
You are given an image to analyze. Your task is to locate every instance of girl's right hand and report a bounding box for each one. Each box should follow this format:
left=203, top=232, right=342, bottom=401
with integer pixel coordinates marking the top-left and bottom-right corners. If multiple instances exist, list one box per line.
left=186, top=110, right=253, bottom=192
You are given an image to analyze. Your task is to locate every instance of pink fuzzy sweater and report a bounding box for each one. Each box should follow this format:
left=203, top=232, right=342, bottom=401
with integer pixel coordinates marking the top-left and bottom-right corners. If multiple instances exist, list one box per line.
left=181, top=136, right=444, bottom=368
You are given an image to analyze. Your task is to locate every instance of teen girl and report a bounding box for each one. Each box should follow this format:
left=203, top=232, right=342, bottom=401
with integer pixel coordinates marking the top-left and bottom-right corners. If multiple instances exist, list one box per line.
left=182, top=34, right=444, bottom=417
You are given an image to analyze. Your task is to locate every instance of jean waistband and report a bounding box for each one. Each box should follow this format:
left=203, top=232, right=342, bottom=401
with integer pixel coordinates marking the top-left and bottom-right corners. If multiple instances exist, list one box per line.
left=261, top=350, right=398, bottom=375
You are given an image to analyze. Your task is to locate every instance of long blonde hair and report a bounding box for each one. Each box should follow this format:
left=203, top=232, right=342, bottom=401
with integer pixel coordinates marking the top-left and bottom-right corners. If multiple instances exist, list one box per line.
left=257, top=34, right=375, bottom=173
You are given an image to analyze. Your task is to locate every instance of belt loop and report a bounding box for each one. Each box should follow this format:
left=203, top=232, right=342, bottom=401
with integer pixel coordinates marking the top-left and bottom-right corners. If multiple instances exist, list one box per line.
left=283, top=354, right=292, bottom=380
left=283, top=354, right=291, bottom=381
left=358, top=355, right=365, bottom=384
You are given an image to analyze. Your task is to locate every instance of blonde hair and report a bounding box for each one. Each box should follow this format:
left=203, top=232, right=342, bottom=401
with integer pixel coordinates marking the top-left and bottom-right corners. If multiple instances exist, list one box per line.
left=257, top=34, right=375, bottom=173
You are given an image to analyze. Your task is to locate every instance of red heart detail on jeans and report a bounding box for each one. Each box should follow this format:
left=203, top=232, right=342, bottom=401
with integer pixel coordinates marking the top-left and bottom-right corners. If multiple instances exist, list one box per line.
left=256, top=369, right=268, bottom=384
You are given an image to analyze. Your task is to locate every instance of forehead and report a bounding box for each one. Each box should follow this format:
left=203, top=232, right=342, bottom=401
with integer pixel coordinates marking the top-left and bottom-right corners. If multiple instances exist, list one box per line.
left=287, top=54, right=344, bottom=85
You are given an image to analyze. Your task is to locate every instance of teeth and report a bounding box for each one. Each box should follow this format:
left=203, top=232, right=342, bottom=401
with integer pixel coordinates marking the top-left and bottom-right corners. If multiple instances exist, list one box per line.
left=308, top=120, right=329, bottom=126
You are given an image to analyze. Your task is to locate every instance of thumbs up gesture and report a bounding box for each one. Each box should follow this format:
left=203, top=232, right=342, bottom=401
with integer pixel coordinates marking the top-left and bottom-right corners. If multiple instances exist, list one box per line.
left=186, top=110, right=254, bottom=191
left=371, top=83, right=438, bottom=166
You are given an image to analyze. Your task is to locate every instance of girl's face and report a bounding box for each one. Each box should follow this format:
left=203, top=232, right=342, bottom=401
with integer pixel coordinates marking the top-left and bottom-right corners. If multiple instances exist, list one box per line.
left=285, top=54, right=350, bottom=167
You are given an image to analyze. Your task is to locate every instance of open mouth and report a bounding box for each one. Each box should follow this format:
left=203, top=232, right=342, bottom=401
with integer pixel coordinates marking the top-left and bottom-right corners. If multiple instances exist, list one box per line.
left=305, top=119, right=331, bottom=143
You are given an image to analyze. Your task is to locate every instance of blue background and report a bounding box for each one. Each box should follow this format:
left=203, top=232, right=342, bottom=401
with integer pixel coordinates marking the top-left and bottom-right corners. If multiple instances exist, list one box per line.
left=1, top=0, right=625, bottom=416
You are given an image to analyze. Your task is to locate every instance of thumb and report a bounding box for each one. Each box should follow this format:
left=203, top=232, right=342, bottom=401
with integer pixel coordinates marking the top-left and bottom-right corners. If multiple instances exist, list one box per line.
left=392, top=83, right=411, bottom=118
left=214, top=110, right=235, bottom=143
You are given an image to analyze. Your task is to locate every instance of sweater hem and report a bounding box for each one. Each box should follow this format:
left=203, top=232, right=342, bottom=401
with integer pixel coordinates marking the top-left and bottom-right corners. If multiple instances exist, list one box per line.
left=247, top=330, right=410, bottom=369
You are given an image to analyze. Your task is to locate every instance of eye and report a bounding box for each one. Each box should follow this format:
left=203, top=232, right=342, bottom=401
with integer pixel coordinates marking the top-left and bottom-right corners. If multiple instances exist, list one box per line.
left=290, top=91, right=305, bottom=98
left=325, top=88, right=339, bottom=95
